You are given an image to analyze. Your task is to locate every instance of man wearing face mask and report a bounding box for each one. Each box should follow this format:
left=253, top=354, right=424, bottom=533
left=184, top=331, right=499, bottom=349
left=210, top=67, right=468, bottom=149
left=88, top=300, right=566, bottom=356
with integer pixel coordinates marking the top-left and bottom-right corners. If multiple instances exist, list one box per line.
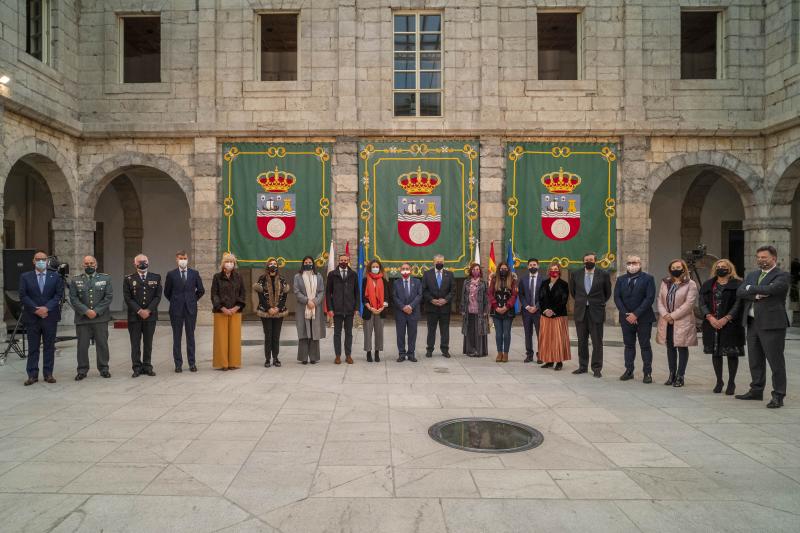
left=393, top=262, right=423, bottom=362
left=613, top=255, right=656, bottom=383
left=518, top=258, right=542, bottom=363
left=123, top=254, right=162, bottom=377
left=326, top=253, right=359, bottom=364
left=421, top=254, right=455, bottom=358
left=69, top=256, right=113, bottom=380
left=19, top=250, right=64, bottom=385
left=569, top=252, right=612, bottom=377
left=735, top=245, right=791, bottom=408
left=164, top=251, right=205, bottom=373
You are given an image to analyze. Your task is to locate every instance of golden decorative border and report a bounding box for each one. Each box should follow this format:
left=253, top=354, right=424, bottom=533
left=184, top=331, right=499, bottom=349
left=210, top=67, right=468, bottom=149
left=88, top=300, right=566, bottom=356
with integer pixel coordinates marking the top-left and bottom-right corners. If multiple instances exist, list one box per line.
left=507, top=144, right=617, bottom=269
left=223, top=144, right=331, bottom=266
left=359, top=142, right=478, bottom=275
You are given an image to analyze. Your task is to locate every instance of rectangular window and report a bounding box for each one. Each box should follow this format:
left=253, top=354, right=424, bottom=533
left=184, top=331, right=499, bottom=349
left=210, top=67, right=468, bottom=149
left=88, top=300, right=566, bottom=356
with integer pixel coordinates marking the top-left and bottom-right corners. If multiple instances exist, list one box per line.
left=681, top=10, right=722, bottom=79
left=393, top=12, right=442, bottom=117
left=26, top=0, right=50, bottom=63
left=260, top=13, right=299, bottom=81
left=537, top=12, right=579, bottom=80
left=121, top=16, right=161, bottom=83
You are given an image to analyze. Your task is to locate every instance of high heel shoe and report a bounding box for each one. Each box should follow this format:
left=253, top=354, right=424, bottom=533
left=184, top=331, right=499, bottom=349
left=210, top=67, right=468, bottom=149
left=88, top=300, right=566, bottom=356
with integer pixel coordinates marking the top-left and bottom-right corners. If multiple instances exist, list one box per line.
left=713, top=380, right=724, bottom=394
left=725, top=382, right=735, bottom=396
left=664, top=372, right=675, bottom=386
left=554, top=362, right=563, bottom=371
left=673, top=375, right=685, bottom=387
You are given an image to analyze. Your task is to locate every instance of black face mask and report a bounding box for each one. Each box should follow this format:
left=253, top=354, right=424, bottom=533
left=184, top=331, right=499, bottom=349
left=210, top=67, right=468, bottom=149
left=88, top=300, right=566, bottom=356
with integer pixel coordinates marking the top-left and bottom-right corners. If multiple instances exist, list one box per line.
left=584, top=261, right=595, bottom=270
left=529, top=267, right=538, bottom=274
left=670, top=268, right=684, bottom=278
left=268, top=265, right=277, bottom=273
left=715, top=268, right=730, bottom=278
left=137, top=261, right=148, bottom=271
left=499, top=270, right=509, bottom=278
left=303, top=264, right=313, bottom=271
left=85, top=267, right=96, bottom=275
left=435, top=263, right=444, bottom=270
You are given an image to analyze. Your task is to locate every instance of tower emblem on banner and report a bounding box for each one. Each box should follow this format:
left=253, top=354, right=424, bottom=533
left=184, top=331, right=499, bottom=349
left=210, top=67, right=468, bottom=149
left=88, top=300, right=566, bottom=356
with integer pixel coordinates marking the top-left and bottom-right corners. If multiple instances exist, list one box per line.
left=396, top=167, right=441, bottom=247
left=256, top=167, right=297, bottom=240
left=540, top=167, right=581, bottom=241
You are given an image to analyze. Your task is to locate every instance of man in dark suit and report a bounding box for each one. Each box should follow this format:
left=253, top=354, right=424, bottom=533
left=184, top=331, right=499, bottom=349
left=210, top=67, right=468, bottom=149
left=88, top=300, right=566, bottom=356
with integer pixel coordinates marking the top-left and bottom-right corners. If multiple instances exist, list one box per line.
left=518, top=258, right=542, bottom=363
left=394, top=262, right=423, bottom=362
left=123, top=254, right=162, bottom=377
left=326, top=253, right=359, bottom=364
left=569, top=251, right=612, bottom=377
left=613, top=255, right=656, bottom=383
left=164, top=250, right=205, bottom=373
left=421, top=254, right=455, bottom=358
left=19, top=250, right=64, bottom=385
left=735, top=245, right=791, bottom=408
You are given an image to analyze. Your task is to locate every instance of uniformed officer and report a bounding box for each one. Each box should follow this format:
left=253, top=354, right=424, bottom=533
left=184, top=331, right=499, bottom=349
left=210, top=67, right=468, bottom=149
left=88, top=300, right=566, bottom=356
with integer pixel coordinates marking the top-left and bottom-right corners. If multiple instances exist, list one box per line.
left=69, top=255, right=113, bottom=380
left=123, top=253, right=162, bottom=377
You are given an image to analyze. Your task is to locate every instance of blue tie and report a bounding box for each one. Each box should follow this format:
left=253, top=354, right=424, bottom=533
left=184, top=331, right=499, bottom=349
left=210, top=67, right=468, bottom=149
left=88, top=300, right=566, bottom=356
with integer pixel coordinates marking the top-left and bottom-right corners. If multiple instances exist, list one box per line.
left=38, top=273, right=45, bottom=293
left=584, top=272, right=592, bottom=295
left=436, top=272, right=441, bottom=288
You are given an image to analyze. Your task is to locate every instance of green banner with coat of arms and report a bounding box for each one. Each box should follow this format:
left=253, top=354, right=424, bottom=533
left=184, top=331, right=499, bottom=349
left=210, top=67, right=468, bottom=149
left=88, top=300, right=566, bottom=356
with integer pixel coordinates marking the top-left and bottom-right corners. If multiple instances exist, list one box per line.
left=221, top=143, right=332, bottom=267
left=504, top=143, right=618, bottom=269
left=358, top=141, right=479, bottom=277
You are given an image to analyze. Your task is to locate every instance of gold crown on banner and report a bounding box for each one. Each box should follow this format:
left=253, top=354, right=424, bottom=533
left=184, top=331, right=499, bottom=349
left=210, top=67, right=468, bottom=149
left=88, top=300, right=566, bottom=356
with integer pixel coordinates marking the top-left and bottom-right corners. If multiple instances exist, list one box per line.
left=541, top=167, right=581, bottom=193
left=257, top=166, right=296, bottom=193
left=397, top=167, right=440, bottom=195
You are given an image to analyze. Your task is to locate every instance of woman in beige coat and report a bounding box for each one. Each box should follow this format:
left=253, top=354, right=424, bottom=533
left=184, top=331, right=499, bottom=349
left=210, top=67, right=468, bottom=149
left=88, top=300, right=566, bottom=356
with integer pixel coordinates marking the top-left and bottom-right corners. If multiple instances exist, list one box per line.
left=656, top=259, right=699, bottom=388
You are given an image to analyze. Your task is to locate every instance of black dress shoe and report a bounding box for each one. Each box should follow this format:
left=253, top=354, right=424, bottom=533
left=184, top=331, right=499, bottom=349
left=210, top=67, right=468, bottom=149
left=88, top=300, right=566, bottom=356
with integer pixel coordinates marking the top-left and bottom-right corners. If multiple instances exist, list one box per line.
left=273, top=359, right=281, bottom=367
left=766, top=398, right=784, bottom=409
left=145, top=370, right=156, bottom=377
left=101, top=371, right=111, bottom=378
left=725, top=382, right=735, bottom=395
left=673, top=375, right=685, bottom=387
left=619, top=371, right=633, bottom=381
left=264, top=361, right=271, bottom=368
left=524, top=355, right=533, bottom=363
left=664, top=372, right=675, bottom=386
left=301, top=361, right=308, bottom=365
left=735, top=390, right=763, bottom=401
left=409, top=357, right=418, bottom=362
left=441, top=352, right=451, bottom=358
left=541, top=362, right=554, bottom=368
left=554, top=362, right=563, bottom=371
left=310, top=360, right=318, bottom=365
left=396, top=356, right=406, bottom=362
left=593, top=370, right=602, bottom=378
left=572, top=368, right=587, bottom=375
left=425, top=351, right=433, bottom=358
left=643, top=374, right=652, bottom=384
left=75, top=373, right=87, bottom=381
left=175, top=367, right=183, bottom=373
left=189, top=366, right=197, bottom=373
left=131, top=371, right=141, bottom=378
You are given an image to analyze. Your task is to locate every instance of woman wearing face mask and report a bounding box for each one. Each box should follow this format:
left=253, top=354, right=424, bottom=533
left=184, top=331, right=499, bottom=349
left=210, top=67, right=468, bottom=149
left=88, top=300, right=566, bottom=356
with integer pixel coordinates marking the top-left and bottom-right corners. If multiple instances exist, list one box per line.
left=461, top=263, right=489, bottom=357
left=211, top=253, right=247, bottom=370
left=293, top=256, right=326, bottom=364
left=537, top=261, right=571, bottom=370
left=488, top=262, right=518, bottom=362
left=254, top=259, right=289, bottom=368
left=699, top=259, right=745, bottom=395
left=362, top=259, right=389, bottom=362
left=656, top=259, right=699, bottom=387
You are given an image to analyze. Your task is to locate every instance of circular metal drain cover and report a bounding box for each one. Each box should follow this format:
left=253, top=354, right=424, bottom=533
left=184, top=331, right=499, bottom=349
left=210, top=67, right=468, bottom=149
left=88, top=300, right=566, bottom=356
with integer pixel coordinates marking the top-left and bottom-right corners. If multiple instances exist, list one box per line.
left=428, top=418, right=544, bottom=453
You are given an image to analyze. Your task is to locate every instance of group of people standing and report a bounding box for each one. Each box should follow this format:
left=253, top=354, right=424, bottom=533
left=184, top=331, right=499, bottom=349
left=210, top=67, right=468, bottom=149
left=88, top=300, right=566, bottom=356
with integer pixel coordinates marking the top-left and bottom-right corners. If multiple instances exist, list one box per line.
left=17, top=246, right=791, bottom=408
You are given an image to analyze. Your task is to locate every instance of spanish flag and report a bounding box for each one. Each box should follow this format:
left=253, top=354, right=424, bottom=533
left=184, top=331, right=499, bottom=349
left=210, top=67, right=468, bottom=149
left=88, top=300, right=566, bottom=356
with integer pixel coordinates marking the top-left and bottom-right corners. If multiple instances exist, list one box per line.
left=488, top=240, right=497, bottom=274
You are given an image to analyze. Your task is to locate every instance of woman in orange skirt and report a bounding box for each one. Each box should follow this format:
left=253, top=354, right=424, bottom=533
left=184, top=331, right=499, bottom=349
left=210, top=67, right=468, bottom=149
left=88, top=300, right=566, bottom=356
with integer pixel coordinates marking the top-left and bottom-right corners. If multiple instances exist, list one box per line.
left=538, top=261, right=571, bottom=370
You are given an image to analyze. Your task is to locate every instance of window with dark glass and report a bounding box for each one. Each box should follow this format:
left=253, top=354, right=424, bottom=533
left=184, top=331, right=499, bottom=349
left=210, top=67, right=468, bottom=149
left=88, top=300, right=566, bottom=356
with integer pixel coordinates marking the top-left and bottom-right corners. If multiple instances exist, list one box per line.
left=122, top=16, right=161, bottom=83
left=26, top=0, right=49, bottom=63
left=393, top=13, right=442, bottom=117
left=260, top=13, right=298, bottom=81
left=537, top=12, right=579, bottom=80
left=681, top=11, right=720, bottom=79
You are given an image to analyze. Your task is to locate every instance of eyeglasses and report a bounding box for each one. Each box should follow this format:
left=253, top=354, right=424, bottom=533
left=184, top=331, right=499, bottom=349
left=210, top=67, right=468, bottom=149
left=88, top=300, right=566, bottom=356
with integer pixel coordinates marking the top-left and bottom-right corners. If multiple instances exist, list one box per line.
left=626, top=262, right=640, bottom=265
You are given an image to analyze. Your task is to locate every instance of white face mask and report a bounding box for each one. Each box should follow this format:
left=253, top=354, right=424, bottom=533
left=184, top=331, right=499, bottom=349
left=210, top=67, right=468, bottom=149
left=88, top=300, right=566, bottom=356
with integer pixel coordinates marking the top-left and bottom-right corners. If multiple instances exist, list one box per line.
left=626, top=264, right=640, bottom=274
left=371, top=267, right=380, bottom=274
left=223, top=262, right=234, bottom=271
left=178, top=259, right=188, bottom=269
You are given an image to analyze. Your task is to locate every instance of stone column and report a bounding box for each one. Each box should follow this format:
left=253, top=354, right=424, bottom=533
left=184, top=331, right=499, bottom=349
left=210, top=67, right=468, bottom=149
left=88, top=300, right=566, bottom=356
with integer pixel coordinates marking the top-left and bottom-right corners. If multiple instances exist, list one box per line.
left=618, top=136, right=652, bottom=270
left=191, top=137, right=219, bottom=325
left=479, top=136, right=505, bottom=266
left=331, top=137, right=358, bottom=254
left=743, top=214, right=793, bottom=267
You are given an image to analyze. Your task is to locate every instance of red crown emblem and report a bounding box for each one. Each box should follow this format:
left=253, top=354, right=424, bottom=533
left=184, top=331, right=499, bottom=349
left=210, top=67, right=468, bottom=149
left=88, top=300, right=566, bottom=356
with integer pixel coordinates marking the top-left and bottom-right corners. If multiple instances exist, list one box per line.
left=397, top=167, right=440, bottom=195
left=257, top=167, right=296, bottom=193
left=541, top=167, right=581, bottom=193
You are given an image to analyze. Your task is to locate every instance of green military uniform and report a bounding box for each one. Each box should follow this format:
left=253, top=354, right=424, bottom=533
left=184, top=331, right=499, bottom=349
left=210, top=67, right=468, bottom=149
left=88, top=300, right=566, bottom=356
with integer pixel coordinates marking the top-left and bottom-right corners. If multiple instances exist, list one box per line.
left=69, top=272, right=113, bottom=376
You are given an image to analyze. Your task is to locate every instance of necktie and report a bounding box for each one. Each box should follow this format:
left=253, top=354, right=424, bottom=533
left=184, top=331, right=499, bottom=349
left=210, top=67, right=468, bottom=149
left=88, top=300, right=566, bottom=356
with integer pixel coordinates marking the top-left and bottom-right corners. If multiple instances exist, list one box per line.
left=437, top=272, right=441, bottom=288
left=628, top=276, right=635, bottom=291
left=584, top=272, right=592, bottom=294
left=531, top=275, right=536, bottom=304
left=181, top=270, right=186, bottom=283
left=757, top=271, right=767, bottom=284
left=405, top=280, right=409, bottom=296
left=38, top=273, right=45, bottom=293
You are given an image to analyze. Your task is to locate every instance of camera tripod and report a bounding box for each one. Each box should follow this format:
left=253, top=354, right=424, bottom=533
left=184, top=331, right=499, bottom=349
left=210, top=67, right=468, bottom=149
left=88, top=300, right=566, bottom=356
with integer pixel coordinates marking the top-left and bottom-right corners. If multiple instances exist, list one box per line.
left=1, top=312, right=27, bottom=365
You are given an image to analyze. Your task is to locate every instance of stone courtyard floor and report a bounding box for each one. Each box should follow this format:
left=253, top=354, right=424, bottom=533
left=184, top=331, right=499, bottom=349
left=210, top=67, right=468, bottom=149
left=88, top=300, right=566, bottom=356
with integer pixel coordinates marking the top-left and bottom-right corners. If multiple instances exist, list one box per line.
left=0, top=322, right=798, bottom=532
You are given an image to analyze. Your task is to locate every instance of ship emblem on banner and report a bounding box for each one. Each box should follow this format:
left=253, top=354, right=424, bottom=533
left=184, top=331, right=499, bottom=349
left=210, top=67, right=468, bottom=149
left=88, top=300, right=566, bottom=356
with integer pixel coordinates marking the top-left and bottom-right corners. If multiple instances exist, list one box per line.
left=256, top=166, right=297, bottom=240
left=396, top=167, right=441, bottom=247
left=540, top=167, right=581, bottom=241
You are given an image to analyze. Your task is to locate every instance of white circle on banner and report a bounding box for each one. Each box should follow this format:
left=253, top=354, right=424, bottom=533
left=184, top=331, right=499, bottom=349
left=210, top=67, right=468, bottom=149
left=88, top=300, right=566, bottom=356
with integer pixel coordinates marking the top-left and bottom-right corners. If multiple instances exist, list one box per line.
left=267, top=218, right=286, bottom=238
left=550, top=219, right=570, bottom=239
left=409, top=223, right=430, bottom=245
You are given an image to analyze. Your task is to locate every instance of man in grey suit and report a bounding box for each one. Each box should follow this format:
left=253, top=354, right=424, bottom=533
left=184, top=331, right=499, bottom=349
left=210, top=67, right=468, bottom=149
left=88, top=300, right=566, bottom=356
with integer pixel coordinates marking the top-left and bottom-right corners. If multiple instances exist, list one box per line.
left=569, top=252, right=612, bottom=377
left=394, top=262, right=422, bottom=362
left=69, top=255, right=114, bottom=380
left=735, top=245, right=791, bottom=408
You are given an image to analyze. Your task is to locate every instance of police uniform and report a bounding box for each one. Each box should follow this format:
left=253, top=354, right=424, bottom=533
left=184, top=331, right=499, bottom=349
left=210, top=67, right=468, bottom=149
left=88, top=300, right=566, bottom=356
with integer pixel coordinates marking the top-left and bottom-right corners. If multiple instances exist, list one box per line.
left=123, top=271, right=162, bottom=375
left=68, top=271, right=113, bottom=376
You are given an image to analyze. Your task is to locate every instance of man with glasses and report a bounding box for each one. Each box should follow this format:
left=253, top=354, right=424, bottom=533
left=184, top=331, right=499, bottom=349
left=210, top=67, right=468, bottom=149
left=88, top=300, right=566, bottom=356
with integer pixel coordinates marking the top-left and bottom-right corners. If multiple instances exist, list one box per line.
left=613, top=255, right=656, bottom=383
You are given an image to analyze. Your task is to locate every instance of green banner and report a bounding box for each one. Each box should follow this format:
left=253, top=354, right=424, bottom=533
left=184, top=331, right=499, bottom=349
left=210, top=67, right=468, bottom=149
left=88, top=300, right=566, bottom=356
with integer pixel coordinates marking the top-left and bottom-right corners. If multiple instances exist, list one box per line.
left=221, top=143, right=332, bottom=267
left=358, top=141, right=479, bottom=277
left=505, top=143, right=617, bottom=269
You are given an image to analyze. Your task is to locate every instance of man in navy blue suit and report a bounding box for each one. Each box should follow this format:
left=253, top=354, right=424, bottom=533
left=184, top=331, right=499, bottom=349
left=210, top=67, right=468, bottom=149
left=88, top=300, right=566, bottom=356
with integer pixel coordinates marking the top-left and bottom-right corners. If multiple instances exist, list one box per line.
left=164, top=250, right=205, bottom=372
left=393, top=262, right=422, bottom=362
left=518, top=258, right=543, bottom=363
left=613, top=255, right=656, bottom=383
left=19, top=250, right=64, bottom=385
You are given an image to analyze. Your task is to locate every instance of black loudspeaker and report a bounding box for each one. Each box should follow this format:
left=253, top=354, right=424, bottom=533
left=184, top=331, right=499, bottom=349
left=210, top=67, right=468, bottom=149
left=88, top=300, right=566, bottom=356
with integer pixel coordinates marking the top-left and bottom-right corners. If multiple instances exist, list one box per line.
left=3, top=249, right=35, bottom=291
